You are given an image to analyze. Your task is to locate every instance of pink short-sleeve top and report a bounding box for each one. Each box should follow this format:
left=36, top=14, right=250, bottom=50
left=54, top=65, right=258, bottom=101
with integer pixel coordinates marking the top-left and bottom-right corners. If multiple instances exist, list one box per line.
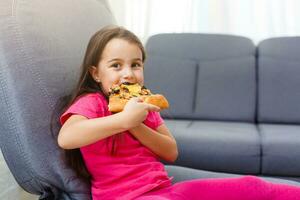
left=60, top=92, right=172, bottom=200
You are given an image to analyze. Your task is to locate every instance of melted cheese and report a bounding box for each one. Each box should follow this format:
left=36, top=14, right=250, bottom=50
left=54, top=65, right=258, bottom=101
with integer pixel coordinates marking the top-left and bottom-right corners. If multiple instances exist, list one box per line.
left=122, top=84, right=142, bottom=96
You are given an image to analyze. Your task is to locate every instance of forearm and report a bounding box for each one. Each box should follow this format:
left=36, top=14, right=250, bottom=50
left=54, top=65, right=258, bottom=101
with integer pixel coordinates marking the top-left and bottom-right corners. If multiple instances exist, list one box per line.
left=129, top=124, right=178, bottom=162
left=58, top=112, right=128, bottom=149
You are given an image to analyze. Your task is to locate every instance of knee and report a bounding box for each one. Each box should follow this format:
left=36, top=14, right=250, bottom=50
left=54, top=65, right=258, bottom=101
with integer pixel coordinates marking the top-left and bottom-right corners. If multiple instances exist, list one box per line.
left=240, top=176, right=268, bottom=188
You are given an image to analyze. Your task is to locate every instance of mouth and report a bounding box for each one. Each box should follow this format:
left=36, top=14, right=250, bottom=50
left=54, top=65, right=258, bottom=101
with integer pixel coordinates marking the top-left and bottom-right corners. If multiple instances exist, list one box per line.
left=120, top=82, right=135, bottom=85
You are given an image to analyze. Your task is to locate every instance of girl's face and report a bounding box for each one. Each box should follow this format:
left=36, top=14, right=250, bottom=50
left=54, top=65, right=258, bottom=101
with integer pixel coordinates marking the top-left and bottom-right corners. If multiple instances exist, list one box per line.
left=90, top=38, right=144, bottom=96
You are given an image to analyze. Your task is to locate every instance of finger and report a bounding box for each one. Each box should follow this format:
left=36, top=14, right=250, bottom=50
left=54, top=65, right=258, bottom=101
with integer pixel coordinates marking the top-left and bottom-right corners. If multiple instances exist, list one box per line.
left=131, top=97, right=144, bottom=103
left=146, top=104, right=160, bottom=112
left=129, top=97, right=141, bottom=103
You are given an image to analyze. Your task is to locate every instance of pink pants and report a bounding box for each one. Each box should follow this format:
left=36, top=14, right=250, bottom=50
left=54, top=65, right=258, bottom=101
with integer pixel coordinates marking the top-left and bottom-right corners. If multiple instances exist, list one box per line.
left=135, top=176, right=300, bottom=200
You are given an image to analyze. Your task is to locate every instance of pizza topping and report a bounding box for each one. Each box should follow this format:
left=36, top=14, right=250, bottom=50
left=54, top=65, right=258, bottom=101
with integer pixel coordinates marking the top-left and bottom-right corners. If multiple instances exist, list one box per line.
left=110, top=87, right=120, bottom=95
left=140, top=88, right=151, bottom=95
left=122, top=87, right=130, bottom=93
left=109, top=83, right=152, bottom=99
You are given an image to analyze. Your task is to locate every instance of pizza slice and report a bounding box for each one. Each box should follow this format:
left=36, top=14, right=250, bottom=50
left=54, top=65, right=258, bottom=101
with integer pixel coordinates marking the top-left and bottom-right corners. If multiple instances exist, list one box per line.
left=108, top=82, right=169, bottom=113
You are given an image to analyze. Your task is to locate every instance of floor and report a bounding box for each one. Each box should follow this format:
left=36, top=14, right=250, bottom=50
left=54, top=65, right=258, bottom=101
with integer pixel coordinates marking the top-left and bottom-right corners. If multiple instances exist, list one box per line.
left=0, top=150, right=38, bottom=200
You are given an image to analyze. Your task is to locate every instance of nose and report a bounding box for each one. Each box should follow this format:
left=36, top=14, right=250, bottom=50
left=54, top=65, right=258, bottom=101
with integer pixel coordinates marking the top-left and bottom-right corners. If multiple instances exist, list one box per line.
left=122, top=66, right=135, bottom=80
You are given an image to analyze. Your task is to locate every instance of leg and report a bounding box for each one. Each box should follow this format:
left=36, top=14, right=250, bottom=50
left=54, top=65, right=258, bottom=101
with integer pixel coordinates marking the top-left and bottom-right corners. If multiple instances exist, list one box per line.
left=268, top=181, right=300, bottom=200
left=136, top=176, right=300, bottom=200
left=171, top=176, right=272, bottom=200
left=137, top=176, right=268, bottom=200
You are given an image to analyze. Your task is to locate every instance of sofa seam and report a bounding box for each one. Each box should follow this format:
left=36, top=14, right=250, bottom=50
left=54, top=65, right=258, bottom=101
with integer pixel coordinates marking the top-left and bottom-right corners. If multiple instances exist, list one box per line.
left=192, top=62, right=200, bottom=113
left=255, top=46, right=259, bottom=124
left=256, top=124, right=263, bottom=175
left=255, top=44, right=263, bottom=175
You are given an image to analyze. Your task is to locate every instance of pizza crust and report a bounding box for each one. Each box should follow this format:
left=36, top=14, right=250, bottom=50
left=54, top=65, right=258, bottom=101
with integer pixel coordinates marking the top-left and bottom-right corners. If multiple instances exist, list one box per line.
left=108, top=94, right=169, bottom=113
left=108, top=96, right=128, bottom=113
left=141, top=94, right=169, bottom=109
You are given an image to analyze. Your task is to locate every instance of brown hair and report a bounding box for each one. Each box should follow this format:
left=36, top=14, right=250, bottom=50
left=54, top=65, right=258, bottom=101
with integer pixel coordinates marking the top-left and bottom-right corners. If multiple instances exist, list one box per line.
left=51, top=26, right=146, bottom=183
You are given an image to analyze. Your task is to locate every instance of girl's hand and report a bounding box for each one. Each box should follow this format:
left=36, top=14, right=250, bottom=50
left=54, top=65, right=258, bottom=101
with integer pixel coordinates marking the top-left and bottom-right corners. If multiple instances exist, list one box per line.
left=121, top=97, right=160, bottom=129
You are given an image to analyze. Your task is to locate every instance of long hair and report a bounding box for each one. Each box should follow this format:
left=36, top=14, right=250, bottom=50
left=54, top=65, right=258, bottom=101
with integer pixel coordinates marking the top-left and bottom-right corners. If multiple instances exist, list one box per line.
left=51, top=26, right=146, bottom=183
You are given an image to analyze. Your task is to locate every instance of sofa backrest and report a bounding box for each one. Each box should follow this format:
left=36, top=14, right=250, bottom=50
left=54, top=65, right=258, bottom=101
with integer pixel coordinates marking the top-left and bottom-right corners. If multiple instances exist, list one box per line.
left=0, top=0, right=114, bottom=199
left=257, top=37, right=300, bottom=124
left=145, top=33, right=256, bottom=122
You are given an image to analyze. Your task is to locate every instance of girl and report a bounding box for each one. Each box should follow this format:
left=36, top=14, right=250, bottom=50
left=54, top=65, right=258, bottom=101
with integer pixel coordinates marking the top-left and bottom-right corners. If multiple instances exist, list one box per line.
left=57, top=26, right=300, bottom=200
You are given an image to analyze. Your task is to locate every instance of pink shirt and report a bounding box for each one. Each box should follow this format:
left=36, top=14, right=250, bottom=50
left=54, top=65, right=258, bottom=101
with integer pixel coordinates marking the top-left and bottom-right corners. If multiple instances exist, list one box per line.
left=60, top=93, right=172, bottom=200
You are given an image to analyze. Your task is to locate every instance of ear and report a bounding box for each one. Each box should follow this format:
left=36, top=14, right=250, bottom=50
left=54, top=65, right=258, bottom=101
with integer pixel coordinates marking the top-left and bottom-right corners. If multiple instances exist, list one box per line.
left=89, top=66, right=101, bottom=82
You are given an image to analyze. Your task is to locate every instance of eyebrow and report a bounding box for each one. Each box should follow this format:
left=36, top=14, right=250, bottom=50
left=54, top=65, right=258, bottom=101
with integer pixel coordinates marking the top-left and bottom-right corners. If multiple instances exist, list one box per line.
left=107, top=58, right=142, bottom=63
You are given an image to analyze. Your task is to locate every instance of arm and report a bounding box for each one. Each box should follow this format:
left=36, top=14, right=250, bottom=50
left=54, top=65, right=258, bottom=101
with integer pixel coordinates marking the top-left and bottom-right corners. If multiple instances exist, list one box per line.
left=129, top=123, right=178, bottom=162
left=58, top=112, right=129, bottom=149
left=58, top=97, right=160, bottom=149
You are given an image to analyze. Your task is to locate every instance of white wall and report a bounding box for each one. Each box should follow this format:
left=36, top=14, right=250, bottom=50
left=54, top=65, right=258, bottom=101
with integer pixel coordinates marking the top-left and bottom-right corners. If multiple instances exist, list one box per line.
left=108, top=0, right=300, bottom=44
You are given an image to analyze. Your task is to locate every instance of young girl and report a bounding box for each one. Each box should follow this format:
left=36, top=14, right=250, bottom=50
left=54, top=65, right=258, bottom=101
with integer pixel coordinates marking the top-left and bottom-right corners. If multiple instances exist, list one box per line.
left=57, top=26, right=300, bottom=200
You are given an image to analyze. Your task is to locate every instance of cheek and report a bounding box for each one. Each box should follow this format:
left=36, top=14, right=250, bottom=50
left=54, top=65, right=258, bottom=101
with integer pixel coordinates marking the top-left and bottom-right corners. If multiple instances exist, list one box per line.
left=101, top=81, right=110, bottom=91
left=135, top=70, right=144, bottom=83
left=100, top=73, right=120, bottom=93
left=98, top=76, right=111, bottom=93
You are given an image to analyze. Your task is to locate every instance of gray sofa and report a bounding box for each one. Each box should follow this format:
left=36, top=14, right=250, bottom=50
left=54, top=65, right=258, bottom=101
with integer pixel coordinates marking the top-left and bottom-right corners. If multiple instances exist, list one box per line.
left=0, top=0, right=114, bottom=199
left=144, top=33, right=300, bottom=184
left=1, top=0, right=300, bottom=199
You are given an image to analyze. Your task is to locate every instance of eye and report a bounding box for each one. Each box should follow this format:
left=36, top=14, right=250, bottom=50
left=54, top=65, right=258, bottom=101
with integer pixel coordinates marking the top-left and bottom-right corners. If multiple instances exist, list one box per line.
left=132, top=62, right=142, bottom=68
left=110, top=63, right=121, bottom=69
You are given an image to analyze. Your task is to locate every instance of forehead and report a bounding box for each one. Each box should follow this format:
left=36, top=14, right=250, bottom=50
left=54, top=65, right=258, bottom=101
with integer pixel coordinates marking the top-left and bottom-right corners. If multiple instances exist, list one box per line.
left=101, top=38, right=142, bottom=60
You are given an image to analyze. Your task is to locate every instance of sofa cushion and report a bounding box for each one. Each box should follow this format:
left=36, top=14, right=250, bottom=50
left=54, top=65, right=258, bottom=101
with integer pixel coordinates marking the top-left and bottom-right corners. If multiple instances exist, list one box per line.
left=144, top=56, right=198, bottom=118
left=194, top=57, right=256, bottom=122
left=259, top=124, right=300, bottom=176
left=161, top=119, right=192, bottom=130
left=165, top=120, right=261, bottom=174
left=165, top=165, right=300, bottom=186
left=146, top=33, right=254, bottom=60
left=258, top=37, right=300, bottom=124
left=145, top=33, right=256, bottom=122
